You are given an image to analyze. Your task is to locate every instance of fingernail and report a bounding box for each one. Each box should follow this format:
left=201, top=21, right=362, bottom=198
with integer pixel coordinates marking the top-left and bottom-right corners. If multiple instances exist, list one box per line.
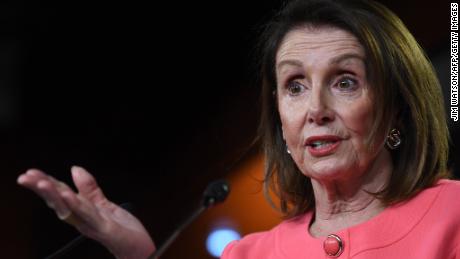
left=57, top=208, right=71, bottom=220
left=26, top=170, right=37, bottom=176
left=17, top=175, right=27, bottom=184
left=46, top=201, right=55, bottom=209
left=71, top=166, right=81, bottom=176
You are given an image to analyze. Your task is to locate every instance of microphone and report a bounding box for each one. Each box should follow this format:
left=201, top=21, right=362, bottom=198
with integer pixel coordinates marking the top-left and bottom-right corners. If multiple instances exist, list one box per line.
left=148, top=179, right=230, bottom=259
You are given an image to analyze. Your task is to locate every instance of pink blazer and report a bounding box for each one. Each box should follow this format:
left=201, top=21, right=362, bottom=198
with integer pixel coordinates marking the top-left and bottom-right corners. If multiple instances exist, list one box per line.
left=222, top=179, right=460, bottom=258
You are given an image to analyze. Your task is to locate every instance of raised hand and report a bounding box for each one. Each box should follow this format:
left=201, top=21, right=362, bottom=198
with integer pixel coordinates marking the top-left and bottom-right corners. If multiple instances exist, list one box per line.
left=17, top=166, right=156, bottom=259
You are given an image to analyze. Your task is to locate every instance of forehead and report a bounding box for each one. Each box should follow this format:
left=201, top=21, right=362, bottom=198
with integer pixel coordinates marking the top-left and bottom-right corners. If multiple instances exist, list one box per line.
left=276, top=26, right=365, bottom=65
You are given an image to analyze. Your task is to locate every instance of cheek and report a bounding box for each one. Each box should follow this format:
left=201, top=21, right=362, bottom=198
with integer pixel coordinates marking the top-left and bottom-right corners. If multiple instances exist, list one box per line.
left=278, top=99, right=306, bottom=141
left=279, top=99, right=299, bottom=124
left=340, top=99, right=374, bottom=149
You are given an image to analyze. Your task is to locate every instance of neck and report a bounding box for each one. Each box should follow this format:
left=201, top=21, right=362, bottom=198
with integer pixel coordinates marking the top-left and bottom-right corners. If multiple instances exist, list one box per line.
left=309, top=149, right=392, bottom=237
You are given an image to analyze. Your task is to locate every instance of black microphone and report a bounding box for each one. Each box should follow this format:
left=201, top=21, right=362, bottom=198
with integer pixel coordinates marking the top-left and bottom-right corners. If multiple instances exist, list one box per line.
left=148, top=179, right=230, bottom=259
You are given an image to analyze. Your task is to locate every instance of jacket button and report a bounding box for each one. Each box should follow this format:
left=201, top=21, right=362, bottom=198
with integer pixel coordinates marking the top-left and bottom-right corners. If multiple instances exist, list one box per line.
left=323, top=234, right=343, bottom=257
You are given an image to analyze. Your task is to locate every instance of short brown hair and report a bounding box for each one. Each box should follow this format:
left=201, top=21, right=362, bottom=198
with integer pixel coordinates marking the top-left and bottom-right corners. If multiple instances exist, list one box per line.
left=258, top=0, right=450, bottom=218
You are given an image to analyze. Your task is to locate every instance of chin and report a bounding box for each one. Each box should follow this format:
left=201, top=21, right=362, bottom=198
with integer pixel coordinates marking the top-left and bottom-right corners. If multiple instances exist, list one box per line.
left=303, top=159, right=356, bottom=181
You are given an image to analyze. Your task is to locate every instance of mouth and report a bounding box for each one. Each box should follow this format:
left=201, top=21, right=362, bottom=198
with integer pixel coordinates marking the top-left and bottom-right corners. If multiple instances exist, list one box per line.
left=304, top=135, right=343, bottom=156
left=308, top=140, right=340, bottom=149
left=305, top=135, right=342, bottom=147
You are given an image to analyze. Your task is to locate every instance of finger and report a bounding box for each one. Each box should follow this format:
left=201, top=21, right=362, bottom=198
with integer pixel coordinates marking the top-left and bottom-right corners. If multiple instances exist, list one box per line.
left=61, top=190, right=108, bottom=235
left=17, top=169, right=51, bottom=189
left=18, top=169, right=72, bottom=194
left=18, top=169, right=74, bottom=202
left=36, top=180, right=72, bottom=219
left=71, top=166, right=107, bottom=205
left=18, top=169, right=76, bottom=219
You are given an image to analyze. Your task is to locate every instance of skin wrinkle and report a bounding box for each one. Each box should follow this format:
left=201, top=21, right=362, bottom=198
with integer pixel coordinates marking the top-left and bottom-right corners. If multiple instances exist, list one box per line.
left=276, top=26, right=392, bottom=237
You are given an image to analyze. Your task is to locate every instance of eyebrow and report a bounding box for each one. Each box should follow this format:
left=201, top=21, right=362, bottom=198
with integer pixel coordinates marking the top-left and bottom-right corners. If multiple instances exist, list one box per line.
left=276, top=59, right=303, bottom=70
left=329, top=53, right=364, bottom=65
left=277, top=53, right=364, bottom=71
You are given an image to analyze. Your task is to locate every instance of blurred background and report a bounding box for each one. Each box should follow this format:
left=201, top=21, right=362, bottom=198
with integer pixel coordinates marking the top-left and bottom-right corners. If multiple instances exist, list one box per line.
left=1, top=0, right=458, bottom=258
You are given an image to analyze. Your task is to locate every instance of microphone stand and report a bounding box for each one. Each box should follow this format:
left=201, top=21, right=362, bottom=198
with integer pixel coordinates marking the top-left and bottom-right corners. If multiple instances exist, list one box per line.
left=147, top=180, right=229, bottom=259
left=147, top=205, right=206, bottom=259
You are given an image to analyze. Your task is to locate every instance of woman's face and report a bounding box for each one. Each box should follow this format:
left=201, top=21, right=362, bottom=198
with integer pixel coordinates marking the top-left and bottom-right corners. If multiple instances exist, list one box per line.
left=276, top=26, right=387, bottom=182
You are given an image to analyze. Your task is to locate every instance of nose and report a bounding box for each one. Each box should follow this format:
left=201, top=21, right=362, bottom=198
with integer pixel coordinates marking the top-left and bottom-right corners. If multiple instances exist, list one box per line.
left=307, top=86, right=334, bottom=125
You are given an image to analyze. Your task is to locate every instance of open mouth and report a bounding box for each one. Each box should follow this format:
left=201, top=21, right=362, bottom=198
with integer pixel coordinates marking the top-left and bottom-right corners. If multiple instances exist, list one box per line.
left=309, top=140, right=339, bottom=149
left=304, top=135, right=343, bottom=156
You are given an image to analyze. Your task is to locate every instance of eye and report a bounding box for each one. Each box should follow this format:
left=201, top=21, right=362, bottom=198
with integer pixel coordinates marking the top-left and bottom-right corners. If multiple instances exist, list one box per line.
left=287, top=81, right=304, bottom=96
left=336, top=77, right=358, bottom=90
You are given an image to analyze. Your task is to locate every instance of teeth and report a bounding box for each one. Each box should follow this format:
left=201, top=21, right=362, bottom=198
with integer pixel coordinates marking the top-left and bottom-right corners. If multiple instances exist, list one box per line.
left=311, top=140, right=335, bottom=148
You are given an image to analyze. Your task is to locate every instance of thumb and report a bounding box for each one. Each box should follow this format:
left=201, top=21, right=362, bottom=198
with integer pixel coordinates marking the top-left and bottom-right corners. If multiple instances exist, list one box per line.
left=71, top=166, right=107, bottom=204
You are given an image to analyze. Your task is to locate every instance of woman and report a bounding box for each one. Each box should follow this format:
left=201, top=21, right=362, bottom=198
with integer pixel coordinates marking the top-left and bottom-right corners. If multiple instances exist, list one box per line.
left=17, top=0, right=460, bottom=258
